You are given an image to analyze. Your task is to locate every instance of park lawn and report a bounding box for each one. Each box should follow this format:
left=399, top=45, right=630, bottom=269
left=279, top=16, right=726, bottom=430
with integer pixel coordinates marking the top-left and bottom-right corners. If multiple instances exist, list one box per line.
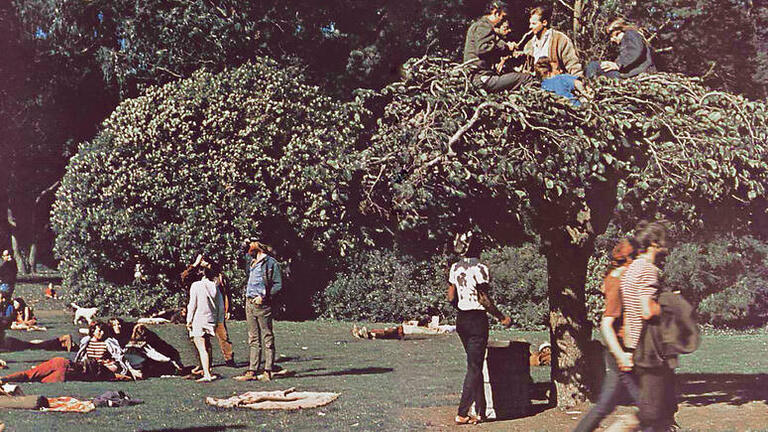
left=1, top=280, right=767, bottom=431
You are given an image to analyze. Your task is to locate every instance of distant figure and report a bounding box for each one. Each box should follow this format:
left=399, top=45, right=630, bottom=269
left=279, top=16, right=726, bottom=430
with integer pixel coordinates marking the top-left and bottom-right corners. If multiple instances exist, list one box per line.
left=447, top=231, right=512, bottom=425
left=44, top=283, right=59, bottom=299
left=0, top=250, right=17, bottom=298
left=522, top=4, right=583, bottom=76
left=463, top=1, right=532, bottom=92
left=586, top=18, right=656, bottom=79
left=12, top=298, right=36, bottom=327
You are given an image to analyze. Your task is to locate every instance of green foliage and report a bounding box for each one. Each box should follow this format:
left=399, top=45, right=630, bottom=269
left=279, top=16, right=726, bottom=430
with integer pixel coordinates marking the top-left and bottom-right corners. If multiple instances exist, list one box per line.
left=358, top=58, right=767, bottom=248
left=318, top=244, right=548, bottom=329
left=663, top=235, right=768, bottom=328
left=51, top=58, right=365, bottom=315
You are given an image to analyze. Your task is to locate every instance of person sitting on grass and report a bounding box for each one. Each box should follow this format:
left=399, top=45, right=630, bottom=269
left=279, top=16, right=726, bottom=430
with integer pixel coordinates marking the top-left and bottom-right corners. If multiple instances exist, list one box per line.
left=11, top=298, right=36, bottom=328
left=123, top=324, right=184, bottom=379
left=0, top=315, right=73, bottom=352
left=110, top=317, right=184, bottom=370
left=534, top=56, right=589, bottom=106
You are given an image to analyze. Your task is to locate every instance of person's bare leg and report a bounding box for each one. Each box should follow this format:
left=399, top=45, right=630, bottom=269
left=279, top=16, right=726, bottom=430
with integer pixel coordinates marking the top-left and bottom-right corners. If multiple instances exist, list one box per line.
left=193, top=336, right=212, bottom=380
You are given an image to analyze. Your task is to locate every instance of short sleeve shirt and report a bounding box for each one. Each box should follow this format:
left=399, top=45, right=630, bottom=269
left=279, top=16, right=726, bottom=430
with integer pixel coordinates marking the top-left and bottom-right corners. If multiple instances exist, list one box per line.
left=449, top=258, right=489, bottom=311
left=602, top=267, right=626, bottom=342
left=620, top=257, right=659, bottom=349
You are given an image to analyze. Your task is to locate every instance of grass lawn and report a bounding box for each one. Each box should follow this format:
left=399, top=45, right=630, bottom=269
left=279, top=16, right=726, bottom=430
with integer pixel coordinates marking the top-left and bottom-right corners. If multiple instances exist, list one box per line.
left=1, top=280, right=767, bottom=431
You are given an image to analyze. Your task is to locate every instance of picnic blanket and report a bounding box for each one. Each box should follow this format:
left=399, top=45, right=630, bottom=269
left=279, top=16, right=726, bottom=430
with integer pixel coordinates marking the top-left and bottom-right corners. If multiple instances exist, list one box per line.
left=42, top=396, right=96, bottom=413
left=205, top=387, right=339, bottom=410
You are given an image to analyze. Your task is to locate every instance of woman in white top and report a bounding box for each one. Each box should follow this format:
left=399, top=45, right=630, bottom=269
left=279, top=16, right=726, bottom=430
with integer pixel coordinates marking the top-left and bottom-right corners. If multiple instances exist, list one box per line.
left=186, top=266, right=224, bottom=382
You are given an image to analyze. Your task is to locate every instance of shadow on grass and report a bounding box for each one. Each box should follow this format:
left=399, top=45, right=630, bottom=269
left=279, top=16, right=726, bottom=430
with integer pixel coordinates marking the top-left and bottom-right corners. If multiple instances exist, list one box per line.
left=276, top=356, right=322, bottom=363
left=140, top=426, right=247, bottom=432
left=678, top=373, right=768, bottom=406
left=293, top=367, right=393, bottom=378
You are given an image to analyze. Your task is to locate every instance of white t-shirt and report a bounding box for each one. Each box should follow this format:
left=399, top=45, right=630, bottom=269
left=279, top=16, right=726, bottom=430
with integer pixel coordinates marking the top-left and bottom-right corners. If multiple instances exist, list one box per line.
left=532, top=29, right=553, bottom=61
left=449, top=258, right=489, bottom=311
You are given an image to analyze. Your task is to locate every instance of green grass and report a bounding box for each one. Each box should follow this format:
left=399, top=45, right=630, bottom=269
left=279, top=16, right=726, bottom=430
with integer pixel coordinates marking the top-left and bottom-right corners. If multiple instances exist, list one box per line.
left=1, top=281, right=767, bottom=431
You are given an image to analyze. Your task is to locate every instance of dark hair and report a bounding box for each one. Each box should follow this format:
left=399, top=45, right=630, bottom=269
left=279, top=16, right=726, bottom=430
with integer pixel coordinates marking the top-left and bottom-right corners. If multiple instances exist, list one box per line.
left=203, top=265, right=217, bottom=280
left=12, top=297, right=26, bottom=311
left=634, top=220, right=670, bottom=252
left=89, top=321, right=111, bottom=339
left=534, top=56, right=553, bottom=77
left=485, top=1, right=510, bottom=15
left=248, top=240, right=276, bottom=258
left=130, top=324, right=149, bottom=342
left=530, top=4, right=553, bottom=23
left=606, top=238, right=638, bottom=276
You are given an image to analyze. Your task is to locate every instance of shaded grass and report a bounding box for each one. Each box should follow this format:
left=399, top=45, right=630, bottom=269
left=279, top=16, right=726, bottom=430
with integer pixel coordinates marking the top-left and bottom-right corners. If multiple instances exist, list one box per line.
left=1, top=282, right=766, bottom=431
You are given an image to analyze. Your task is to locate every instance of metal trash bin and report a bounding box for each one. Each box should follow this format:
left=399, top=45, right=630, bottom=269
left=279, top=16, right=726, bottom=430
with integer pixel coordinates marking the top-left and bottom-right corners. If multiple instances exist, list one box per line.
left=476, top=340, right=531, bottom=420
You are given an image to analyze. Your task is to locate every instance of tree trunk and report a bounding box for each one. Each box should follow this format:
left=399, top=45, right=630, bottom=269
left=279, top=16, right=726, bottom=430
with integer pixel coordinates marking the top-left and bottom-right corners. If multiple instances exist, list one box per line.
left=28, top=243, right=37, bottom=273
left=7, top=208, right=29, bottom=274
left=542, top=233, right=595, bottom=408
left=573, top=0, right=584, bottom=36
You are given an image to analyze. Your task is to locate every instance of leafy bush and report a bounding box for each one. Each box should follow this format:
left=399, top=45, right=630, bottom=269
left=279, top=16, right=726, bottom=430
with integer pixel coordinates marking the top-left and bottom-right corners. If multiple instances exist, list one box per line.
left=663, top=235, right=768, bottom=328
left=318, top=243, right=548, bottom=329
left=51, top=58, right=365, bottom=316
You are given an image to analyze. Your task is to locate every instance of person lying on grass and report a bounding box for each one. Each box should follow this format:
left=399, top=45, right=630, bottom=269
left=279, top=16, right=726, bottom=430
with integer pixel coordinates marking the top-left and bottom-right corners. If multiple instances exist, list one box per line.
left=0, top=321, right=137, bottom=383
left=0, top=316, right=73, bottom=352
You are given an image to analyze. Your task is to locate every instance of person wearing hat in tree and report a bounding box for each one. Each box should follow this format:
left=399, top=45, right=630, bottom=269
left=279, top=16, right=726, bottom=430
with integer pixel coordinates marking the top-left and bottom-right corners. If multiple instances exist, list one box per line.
left=234, top=239, right=283, bottom=382
left=447, top=230, right=512, bottom=425
left=585, top=18, right=656, bottom=79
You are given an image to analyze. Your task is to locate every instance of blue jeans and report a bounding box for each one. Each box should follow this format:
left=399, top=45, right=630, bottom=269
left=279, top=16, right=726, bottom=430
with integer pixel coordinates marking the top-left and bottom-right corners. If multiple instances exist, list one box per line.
left=573, top=348, right=641, bottom=432
left=585, top=61, right=620, bottom=80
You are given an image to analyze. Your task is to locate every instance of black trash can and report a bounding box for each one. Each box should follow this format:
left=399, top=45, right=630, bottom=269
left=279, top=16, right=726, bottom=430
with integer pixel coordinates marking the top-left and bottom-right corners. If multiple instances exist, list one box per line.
left=479, top=340, right=531, bottom=420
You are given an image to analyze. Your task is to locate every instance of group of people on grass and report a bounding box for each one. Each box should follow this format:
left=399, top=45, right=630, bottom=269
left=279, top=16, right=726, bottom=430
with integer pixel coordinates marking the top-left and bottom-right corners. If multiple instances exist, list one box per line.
left=448, top=221, right=684, bottom=432
left=0, top=238, right=284, bottom=386
left=464, top=1, right=656, bottom=104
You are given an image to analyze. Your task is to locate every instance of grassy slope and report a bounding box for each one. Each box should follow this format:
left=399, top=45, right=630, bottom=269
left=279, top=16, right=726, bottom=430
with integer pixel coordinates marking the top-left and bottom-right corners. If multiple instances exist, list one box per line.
left=1, top=281, right=766, bottom=431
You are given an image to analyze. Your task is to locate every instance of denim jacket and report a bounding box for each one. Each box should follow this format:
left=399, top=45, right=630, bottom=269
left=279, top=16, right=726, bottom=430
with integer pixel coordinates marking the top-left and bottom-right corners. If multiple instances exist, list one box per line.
left=244, top=254, right=282, bottom=302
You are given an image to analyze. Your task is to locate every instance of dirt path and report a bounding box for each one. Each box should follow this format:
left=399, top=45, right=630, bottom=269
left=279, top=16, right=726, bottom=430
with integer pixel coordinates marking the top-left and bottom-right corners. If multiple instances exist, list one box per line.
left=403, top=400, right=768, bottom=431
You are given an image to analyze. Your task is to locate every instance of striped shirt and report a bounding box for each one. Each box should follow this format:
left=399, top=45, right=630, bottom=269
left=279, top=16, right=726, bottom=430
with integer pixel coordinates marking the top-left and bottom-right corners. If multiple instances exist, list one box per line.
left=86, top=341, right=108, bottom=360
left=620, top=256, right=659, bottom=349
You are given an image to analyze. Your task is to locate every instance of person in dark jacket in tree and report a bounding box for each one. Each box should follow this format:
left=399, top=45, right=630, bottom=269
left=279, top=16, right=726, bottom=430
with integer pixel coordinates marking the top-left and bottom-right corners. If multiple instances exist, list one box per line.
left=586, top=18, right=656, bottom=79
left=463, top=1, right=532, bottom=92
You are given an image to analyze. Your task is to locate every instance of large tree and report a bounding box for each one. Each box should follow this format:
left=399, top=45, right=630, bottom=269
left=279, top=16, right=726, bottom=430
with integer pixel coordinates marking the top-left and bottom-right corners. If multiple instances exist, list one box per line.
left=354, top=58, right=767, bottom=406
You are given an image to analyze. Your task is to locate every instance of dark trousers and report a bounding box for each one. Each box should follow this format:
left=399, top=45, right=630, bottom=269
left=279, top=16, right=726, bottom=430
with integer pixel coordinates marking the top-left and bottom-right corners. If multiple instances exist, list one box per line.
left=573, top=349, right=641, bottom=432
left=585, top=61, right=620, bottom=79
left=0, top=336, right=63, bottom=352
left=474, top=71, right=533, bottom=92
left=637, top=365, right=678, bottom=432
left=245, top=299, right=275, bottom=372
left=456, top=310, right=488, bottom=417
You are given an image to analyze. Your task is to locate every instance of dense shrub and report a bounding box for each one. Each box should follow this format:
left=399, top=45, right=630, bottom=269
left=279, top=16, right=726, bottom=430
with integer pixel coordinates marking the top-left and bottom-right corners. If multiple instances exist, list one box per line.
left=51, top=58, right=365, bottom=316
left=663, top=235, right=768, bottom=328
left=318, top=243, right=549, bottom=329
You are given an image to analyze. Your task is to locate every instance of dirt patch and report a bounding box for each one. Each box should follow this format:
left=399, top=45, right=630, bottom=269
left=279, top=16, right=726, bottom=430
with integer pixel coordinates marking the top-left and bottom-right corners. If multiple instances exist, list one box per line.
left=402, top=401, right=768, bottom=431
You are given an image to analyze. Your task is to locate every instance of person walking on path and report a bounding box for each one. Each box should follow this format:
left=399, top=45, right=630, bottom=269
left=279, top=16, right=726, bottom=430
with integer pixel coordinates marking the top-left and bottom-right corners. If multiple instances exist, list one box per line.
left=586, top=18, right=656, bottom=79
left=573, top=239, right=642, bottom=432
left=447, top=231, right=512, bottom=425
left=621, top=221, right=678, bottom=432
left=463, top=1, right=532, bottom=92
left=186, top=265, right=224, bottom=382
left=234, top=240, right=283, bottom=382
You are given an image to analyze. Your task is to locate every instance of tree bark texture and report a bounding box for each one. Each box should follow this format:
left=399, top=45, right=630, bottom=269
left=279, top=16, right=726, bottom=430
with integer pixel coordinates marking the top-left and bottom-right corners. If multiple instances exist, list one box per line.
left=543, top=234, right=594, bottom=408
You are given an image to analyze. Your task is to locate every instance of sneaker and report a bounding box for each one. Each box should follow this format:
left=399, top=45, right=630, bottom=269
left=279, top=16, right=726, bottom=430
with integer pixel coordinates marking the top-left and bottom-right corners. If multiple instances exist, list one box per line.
left=256, top=371, right=272, bottom=382
left=233, top=370, right=258, bottom=381
left=224, top=358, right=237, bottom=367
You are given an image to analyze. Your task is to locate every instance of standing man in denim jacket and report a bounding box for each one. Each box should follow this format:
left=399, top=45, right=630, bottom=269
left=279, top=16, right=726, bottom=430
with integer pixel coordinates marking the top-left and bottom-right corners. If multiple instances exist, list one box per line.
left=234, top=240, right=282, bottom=382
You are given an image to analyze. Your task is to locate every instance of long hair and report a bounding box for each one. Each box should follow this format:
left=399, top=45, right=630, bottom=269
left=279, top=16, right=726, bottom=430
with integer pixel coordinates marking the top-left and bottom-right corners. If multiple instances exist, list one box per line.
left=605, top=238, right=637, bottom=276
left=485, top=1, right=510, bottom=15
left=606, top=17, right=641, bottom=35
